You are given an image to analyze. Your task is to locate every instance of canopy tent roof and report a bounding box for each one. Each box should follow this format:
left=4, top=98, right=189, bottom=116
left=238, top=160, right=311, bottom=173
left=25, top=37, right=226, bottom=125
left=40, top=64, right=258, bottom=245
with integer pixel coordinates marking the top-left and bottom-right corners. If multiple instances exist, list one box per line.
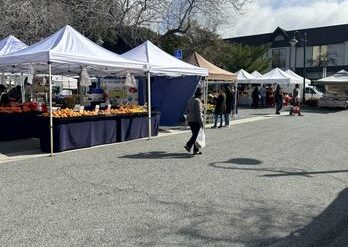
left=184, top=52, right=236, bottom=81
left=251, top=70, right=262, bottom=78
left=0, top=35, right=28, bottom=55
left=285, top=69, right=311, bottom=84
left=235, top=69, right=256, bottom=84
left=253, top=67, right=301, bottom=84
left=121, top=41, right=207, bottom=76
left=316, top=70, right=348, bottom=84
left=0, top=25, right=145, bottom=76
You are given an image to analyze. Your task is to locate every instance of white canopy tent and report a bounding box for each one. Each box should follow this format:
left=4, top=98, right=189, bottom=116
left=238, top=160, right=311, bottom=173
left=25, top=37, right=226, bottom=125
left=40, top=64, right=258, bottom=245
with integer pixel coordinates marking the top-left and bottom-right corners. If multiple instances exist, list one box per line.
left=0, top=25, right=147, bottom=156
left=121, top=41, right=207, bottom=76
left=0, top=35, right=28, bottom=56
left=317, top=70, right=348, bottom=95
left=253, top=67, right=301, bottom=85
left=235, top=69, right=256, bottom=84
left=0, top=35, right=28, bottom=91
left=285, top=69, right=311, bottom=85
left=251, top=71, right=262, bottom=78
left=122, top=40, right=208, bottom=135
left=316, top=70, right=348, bottom=84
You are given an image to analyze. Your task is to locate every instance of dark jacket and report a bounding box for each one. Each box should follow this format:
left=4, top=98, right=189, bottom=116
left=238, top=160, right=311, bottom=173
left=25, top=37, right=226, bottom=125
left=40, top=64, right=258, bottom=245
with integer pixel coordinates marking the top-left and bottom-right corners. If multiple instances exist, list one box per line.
left=225, top=89, right=234, bottom=114
left=214, top=93, right=226, bottom=114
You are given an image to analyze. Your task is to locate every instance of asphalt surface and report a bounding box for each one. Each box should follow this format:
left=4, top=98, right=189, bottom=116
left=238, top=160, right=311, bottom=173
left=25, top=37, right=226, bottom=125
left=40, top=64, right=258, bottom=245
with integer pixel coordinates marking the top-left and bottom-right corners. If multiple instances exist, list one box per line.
left=0, top=108, right=347, bottom=247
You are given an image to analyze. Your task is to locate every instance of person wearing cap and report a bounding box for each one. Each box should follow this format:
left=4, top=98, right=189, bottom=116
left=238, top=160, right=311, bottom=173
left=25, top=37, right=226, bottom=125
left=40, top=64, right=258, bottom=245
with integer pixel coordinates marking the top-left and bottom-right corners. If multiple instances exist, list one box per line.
left=185, top=87, right=204, bottom=155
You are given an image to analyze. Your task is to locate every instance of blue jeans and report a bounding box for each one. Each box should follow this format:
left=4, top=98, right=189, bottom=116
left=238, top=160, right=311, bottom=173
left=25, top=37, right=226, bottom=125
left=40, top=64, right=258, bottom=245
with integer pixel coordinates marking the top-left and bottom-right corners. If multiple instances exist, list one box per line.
left=276, top=100, right=283, bottom=113
left=224, top=113, right=230, bottom=126
left=214, top=113, right=223, bottom=127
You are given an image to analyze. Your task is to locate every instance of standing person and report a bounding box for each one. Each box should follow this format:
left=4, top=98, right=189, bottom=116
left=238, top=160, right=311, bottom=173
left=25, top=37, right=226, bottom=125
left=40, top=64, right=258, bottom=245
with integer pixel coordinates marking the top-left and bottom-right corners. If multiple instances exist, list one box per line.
left=251, top=86, right=260, bottom=109
left=274, top=85, right=283, bottom=114
left=289, top=84, right=304, bottom=116
left=260, top=84, right=267, bottom=108
left=184, top=88, right=203, bottom=155
left=212, top=89, right=226, bottom=128
left=232, top=86, right=238, bottom=117
left=7, top=85, right=22, bottom=103
left=224, top=86, right=233, bottom=127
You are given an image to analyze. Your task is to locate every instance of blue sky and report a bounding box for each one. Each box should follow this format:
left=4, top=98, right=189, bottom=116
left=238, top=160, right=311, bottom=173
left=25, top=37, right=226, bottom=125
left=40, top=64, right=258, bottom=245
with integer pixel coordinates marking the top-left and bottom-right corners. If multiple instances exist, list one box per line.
left=220, top=0, right=348, bottom=38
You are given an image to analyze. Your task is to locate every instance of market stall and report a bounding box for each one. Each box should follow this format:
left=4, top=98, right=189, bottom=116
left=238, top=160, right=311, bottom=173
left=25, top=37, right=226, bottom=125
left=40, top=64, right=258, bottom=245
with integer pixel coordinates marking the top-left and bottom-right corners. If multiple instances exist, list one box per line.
left=121, top=41, right=208, bottom=128
left=0, top=25, right=148, bottom=155
left=184, top=52, right=236, bottom=125
left=38, top=110, right=161, bottom=153
left=316, top=70, right=348, bottom=108
left=235, top=69, right=257, bottom=106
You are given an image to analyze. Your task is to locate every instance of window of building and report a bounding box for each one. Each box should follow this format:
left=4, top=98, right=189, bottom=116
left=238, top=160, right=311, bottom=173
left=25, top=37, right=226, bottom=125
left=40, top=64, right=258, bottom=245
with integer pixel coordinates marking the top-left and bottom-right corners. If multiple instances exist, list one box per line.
left=272, top=48, right=286, bottom=68
left=312, top=45, right=328, bottom=66
left=274, top=35, right=285, bottom=41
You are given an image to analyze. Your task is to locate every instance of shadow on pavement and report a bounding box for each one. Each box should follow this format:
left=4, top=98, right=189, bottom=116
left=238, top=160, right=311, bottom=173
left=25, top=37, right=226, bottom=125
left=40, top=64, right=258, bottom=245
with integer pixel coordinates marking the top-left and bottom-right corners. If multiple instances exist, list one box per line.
left=208, top=159, right=315, bottom=178
left=119, top=151, right=194, bottom=159
left=256, top=187, right=348, bottom=247
left=261, top=169, right=348, bottom=177
left=302, top=107, right=346, bottom=114
left=208, top=158, right=262, bottom=168
left=0, top=138, right=41, bottom=156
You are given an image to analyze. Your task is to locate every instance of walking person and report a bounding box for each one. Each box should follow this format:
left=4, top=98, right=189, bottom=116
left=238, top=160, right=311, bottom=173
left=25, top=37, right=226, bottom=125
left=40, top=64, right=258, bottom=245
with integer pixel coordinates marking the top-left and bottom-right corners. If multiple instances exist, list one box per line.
left=260, top=84, right=267, bottom=108
left=289, top=84, right=304, bottom=116
left=184, top=88, right=203, bottom=155
left=274, top=85, right=283, bottom=114
left=212, top=89, right=226, bottom=128
left=224, top=86, right=233, bottom=127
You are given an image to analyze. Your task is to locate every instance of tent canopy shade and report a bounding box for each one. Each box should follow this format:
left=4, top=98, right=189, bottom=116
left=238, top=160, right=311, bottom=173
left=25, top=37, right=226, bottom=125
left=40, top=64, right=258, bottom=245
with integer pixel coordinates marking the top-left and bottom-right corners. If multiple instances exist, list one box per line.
left=285, top=69, right=311, bottom=84
left=235, top=69, right=256, bottom=84
left=184, top=52, right=236, bottom=81
left=0, top=25, right=146, bottom=76
left=121, top=41, right=207, bottom=76
left=0, top=35, right=28, bottom=56
left=316, top=70, right=348, bottom=84
left=251, top=71, right=262, bottom=78
left=252, top=67, right=301, bottom=85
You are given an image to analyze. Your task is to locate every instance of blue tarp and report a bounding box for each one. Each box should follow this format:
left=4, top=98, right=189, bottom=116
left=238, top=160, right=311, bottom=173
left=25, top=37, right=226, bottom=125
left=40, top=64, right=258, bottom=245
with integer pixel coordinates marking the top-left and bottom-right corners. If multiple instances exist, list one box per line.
left=151, top=76, right=200, bottom=126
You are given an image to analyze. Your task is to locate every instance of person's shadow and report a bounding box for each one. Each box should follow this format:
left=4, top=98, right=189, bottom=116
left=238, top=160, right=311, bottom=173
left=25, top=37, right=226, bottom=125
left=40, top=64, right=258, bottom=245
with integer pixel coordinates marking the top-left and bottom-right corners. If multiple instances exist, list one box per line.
left=119, top=151, right=194, bottom=159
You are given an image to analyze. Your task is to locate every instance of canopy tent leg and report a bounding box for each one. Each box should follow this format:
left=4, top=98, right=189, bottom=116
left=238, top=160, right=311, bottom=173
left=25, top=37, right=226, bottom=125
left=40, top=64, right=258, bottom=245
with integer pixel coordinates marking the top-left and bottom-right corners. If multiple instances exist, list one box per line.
left=147, top=71, right=152, bottom=140
left=20, top=72, right=25, bottom=103
left=48, top=62, right=54, bottom=157
left=203, top=78, right=208, bottom=129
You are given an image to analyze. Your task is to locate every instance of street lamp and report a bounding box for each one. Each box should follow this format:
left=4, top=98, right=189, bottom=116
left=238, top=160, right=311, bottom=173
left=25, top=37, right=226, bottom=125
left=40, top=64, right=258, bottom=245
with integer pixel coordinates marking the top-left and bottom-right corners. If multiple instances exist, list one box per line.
left=289, top=31, right=307, bottom=104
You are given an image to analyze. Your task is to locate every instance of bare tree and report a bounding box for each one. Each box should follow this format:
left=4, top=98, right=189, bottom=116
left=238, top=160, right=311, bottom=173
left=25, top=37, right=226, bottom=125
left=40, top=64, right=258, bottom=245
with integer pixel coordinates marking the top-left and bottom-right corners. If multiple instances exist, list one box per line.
left=0, top=0, right=249, bottom=47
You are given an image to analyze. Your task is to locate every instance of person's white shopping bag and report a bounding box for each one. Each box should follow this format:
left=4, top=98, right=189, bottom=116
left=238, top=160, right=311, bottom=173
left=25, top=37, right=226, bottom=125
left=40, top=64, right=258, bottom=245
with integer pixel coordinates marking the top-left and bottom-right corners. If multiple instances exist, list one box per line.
left=195, top=128, right=206, bottom=148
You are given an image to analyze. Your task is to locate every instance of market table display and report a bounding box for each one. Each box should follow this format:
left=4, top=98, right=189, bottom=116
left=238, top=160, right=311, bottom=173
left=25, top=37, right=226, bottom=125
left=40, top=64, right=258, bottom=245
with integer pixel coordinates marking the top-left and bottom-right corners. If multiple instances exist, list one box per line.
left=38, top=115, right=117, bottom=153
left=38, top=105, right=161, bottom=152
left=118, top=112, right=160, bottom=142
left=0, top=102, right=44, bottom=141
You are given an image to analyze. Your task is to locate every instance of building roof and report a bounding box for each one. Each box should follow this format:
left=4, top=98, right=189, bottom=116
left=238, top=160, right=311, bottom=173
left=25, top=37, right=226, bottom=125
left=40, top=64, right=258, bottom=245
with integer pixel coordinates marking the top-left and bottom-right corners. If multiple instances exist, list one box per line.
left=226, top=23, right=348, bottom=47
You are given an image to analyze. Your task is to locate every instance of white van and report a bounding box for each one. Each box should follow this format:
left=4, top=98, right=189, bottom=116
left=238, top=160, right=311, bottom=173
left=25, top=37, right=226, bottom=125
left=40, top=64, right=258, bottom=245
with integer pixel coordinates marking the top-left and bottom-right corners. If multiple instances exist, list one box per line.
left=305, top=85, right=323, bottom=100
left=281, top=84, right=323, bottom=100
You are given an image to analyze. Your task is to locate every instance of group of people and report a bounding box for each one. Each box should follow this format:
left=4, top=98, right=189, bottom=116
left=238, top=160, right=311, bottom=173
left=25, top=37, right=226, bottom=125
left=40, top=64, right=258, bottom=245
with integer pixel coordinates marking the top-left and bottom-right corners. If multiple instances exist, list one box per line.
left=210, top=86, right=237, bottom=128
left=184, top=83, right=304, bottom=155
left=184, top=86, right=237, bottom=155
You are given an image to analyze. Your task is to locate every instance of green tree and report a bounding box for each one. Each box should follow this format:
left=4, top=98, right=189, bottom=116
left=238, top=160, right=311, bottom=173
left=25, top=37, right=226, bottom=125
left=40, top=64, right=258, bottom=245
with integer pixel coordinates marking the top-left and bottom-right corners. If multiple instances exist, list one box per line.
left=223, top=43, right=271, bottom=73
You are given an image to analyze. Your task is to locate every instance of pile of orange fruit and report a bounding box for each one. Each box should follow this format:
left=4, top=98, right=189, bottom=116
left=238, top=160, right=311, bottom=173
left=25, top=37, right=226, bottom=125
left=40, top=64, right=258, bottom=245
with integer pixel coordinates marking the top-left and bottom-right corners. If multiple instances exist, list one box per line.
left=43, top=104, right=147, bottom=118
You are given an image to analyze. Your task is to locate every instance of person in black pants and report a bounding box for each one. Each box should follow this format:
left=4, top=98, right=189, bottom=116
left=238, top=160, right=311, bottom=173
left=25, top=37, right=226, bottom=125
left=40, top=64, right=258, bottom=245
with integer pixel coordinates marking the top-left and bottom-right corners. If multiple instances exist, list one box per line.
left=185, top=88, right=203, bottom=155
left=274, top=85, right=283, bottom=114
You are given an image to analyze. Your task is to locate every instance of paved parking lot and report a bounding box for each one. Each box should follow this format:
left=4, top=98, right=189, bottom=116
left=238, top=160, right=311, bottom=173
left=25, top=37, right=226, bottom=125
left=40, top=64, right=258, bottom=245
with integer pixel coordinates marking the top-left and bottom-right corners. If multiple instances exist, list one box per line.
left=0, top=108, right=347, bottom=246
